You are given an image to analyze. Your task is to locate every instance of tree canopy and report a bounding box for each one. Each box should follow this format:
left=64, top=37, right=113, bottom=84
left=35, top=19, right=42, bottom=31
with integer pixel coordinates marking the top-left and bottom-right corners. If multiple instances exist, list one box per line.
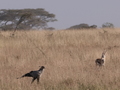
left=0, top=8, right=57, bottom=30
left=102, top=22, right=114, bottom=28
left=67, top=23, right=97, bottom=30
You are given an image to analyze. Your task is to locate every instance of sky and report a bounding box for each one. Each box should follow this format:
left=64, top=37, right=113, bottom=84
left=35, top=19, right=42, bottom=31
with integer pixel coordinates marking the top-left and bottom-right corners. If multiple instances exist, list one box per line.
left=0, top=0, right=120, bottom=29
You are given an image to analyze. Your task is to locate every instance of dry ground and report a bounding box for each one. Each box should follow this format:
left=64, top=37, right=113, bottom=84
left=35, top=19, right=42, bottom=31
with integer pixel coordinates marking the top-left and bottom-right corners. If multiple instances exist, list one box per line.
left=0, top=28, right=120, bottom=90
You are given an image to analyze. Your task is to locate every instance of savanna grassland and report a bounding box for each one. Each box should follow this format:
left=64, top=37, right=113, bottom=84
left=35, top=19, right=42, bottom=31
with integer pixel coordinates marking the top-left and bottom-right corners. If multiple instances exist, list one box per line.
left=0, top=28, right=120, bottom=90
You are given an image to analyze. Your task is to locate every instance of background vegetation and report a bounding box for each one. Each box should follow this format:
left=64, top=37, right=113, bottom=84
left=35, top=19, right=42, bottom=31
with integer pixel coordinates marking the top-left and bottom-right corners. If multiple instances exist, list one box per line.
left=0, top=28, right=120, bottom=90
left=0, top=9, right=115, bottom=31
left=0, top=8, right=57, bottom=30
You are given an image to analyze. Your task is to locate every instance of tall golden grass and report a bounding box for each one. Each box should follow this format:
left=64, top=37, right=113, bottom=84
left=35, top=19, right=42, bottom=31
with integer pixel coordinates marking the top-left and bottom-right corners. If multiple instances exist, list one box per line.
left=0, top=28, right=120, bottom=90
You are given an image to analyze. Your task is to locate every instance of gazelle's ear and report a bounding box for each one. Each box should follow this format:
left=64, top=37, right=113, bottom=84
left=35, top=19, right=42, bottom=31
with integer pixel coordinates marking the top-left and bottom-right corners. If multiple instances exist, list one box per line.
left=103, top=49, right=107, bottom=54
left=105, top=50, right=107, bottom=53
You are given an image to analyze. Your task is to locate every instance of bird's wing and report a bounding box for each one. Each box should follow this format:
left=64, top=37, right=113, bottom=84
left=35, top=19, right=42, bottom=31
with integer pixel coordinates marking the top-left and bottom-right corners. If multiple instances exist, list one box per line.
left=29, top=71, right=34, bottom=73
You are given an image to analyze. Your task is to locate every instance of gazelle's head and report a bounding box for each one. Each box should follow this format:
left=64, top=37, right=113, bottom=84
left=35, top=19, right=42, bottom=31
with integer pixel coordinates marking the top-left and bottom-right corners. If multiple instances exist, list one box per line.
left=101, top=49, right=107, bottom=60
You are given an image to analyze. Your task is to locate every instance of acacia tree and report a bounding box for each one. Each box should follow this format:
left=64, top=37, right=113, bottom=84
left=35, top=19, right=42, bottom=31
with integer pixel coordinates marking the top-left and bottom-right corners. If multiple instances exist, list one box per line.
left=102, top=22, right=114, bottom=28
left=0, top=8, right=57, bottom=30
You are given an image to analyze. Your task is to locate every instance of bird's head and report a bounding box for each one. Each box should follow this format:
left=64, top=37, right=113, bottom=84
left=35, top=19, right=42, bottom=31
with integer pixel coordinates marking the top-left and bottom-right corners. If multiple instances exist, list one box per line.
left=39, top=66, right=45, bottom=69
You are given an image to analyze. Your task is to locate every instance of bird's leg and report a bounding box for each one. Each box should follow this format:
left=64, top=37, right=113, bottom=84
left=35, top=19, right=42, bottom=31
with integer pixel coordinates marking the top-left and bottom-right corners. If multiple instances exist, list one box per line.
left=31, top=77, right=36, bottom=84
left=37, top=77, right=40, bottom=84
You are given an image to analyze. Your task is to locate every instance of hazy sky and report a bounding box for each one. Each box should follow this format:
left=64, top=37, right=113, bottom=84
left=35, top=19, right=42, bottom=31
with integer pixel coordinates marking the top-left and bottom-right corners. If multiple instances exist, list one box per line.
left=0, top=0, right=120, bottom=29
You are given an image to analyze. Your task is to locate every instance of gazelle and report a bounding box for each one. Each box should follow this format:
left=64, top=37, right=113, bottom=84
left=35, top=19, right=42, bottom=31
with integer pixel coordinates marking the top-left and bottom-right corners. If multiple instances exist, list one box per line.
left=95, top=49, right=107, bottom=67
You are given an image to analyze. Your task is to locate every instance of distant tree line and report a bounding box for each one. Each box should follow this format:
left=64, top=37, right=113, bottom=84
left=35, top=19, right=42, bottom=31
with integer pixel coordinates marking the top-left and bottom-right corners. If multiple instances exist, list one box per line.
left=67, top=23, right=97, bottom=30
left=67, top=22, right=114, bottom=30
left=0, top=8, right=57, bottom=31
left=0, top=8, right=114, bottom=31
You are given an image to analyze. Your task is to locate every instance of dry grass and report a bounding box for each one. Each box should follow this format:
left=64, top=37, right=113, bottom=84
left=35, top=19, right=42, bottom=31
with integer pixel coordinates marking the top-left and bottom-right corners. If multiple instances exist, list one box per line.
left=0, top=28, right=120, bottom=90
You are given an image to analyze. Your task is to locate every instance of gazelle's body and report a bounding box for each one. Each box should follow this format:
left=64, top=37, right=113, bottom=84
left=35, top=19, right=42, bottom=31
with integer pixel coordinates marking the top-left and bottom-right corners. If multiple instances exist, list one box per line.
left=95, top=50, right=107, bottom=66
left=17, top=66, right=45, bottom=84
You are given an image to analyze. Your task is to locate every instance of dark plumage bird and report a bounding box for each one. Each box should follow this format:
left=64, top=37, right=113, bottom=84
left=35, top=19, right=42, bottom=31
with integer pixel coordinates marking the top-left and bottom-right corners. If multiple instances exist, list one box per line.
left=17, top=66, right=45, bottom=84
